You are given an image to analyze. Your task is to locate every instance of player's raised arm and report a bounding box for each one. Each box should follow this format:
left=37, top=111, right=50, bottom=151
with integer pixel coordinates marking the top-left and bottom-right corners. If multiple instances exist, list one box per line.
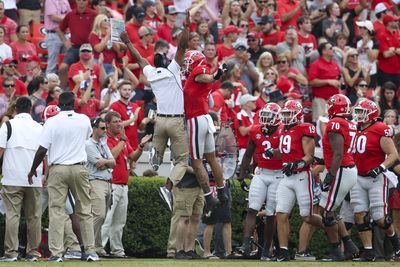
left=120, top=31, right=149, bottom=69
left=175, top=10, right=190, bottom=67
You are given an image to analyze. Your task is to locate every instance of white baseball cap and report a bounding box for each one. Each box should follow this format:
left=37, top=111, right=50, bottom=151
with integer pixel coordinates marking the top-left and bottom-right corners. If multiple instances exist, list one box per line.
left=239, top=94, right=258, bottom=105
left=355, top=20, right=374, bottom=33
left=375, top=2, right=391, bottom=14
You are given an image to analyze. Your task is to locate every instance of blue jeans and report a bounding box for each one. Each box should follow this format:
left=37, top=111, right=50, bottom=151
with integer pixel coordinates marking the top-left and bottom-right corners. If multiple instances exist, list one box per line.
left=45, top=32, right=64, bottom=75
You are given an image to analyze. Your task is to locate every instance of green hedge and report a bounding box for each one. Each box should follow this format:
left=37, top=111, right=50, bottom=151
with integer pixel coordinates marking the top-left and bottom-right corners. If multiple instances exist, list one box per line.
left=0, top=177, right=359, bottom=258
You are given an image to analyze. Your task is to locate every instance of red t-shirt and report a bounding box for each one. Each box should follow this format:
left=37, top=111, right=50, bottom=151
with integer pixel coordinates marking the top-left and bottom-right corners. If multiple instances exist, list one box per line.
left=277, top=0, right=302, bottom=31
left=68, top=62, right=101, bottom=99
left=125, top=22, right=141, bottom=44
left=157, top=23, right=173, bottom=44
left=322, top=117, right=356, bottom=170
left=249, top=124, right=282, bottom=170
left=184, top=65, right=212, bottom=119
left=255, top=96, right=267, bottom=113
left=210, top=90, right=228, bottom=123
left=355, top=122, right=393, bottom=176
left=107, top=132, right=133, bottom=184
left=261, top=31, right=284, bottom=47
left=308, top=57, right=340, bottom=100
left=10, top=41, right=37, bottom=75
left=377, top=28, right=400, bottom=75
left=297, top=33, right=317, bottom=51
left=216, top=44, right=235, bottom=61
left=126, top=42, right=155, bottom=90
left=109, top=100, right=143, bottom=150
left=74, top=98, right=100, bottom=119
left=59, top=8, right=97, bottom=45
left=373, top=21, right=385, bottom=38
left=0, top=16, right=17, bottom=45
left=278, top=123, right=316, bottom=172
left=88, top=32, right=117, bottom=63
left=237, top=110, right=255, bottom=149
left=0, top=76, right=27, bottom=96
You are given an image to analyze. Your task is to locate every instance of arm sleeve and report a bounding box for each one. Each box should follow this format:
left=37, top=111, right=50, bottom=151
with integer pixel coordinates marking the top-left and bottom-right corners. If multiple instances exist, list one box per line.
left=85, top=142, right=100, bottom=164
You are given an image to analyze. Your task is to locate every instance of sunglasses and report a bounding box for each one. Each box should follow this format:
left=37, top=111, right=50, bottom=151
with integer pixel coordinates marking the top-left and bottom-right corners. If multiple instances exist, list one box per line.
left=349, top=54, right=359, bottom=57
left=277, top=60, right=287, bottom=64
left=358, top=84, right=368, bottom=87
left=3, top=84, right=14, bottom=88
left=248, top=38, right=257, bottom=42
left=43, top=81, right=48, bottom=84
left=266, top=72, right=275, bottom=75
left=267, top=3, right=275, bottom=6
left=81, top=49, right=92, bottom=53
left=240, top=24, right=249, bottom=28
left=99, top=126, right=106, bottom=130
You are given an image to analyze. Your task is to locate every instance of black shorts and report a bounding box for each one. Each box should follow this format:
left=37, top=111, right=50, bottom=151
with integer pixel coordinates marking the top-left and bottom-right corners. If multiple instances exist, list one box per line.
left=62, top=45, right=80, bottom=65
left=202, top=185, right=232, bottom=225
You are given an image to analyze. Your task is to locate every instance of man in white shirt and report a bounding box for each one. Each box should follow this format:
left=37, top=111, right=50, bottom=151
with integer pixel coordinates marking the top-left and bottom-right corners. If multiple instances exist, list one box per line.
left=28, top=92, right=98, bottom=262
left=0, top=96, right=42, bottom=262
left=120, top=12, right=190, bottom=188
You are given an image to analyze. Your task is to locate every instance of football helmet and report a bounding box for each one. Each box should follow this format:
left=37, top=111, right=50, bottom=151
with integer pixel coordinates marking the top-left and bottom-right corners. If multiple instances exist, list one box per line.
left=183, top=50, right=206, bottom=75
left=353, top=98, right=379, bottom=124
left=327, top=94, right=352, bottom=118
left=280, top=100, right=303, bottom=125
left=259, top=103, right=281, bottom=126
left=42, top=105, right=60, bottom=122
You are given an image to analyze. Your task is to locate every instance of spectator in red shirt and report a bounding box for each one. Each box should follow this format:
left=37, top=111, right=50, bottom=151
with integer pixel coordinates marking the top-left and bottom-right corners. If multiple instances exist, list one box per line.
left=217, top=25, right=240, bottom=61
left=377, top=14, right=400, bottom=87
left=143, top=0, right=163, bottom=30
left=210, top=81, right=235, bottom=124
left=57, top=0, right=97, bottom=89
left=297, top=16, right=318, bottom=68
left=275, top=53, right=308, bottom=95
left=0, top=58, right=27, bottom=96
left=68, top=43, right=106, bottom=99
left=308, top=42, right=341, bottom=122
left=0, top=2, right=17, bottom=45
left=278, top=0, right=306, bottom=31
left=157, top=5, right=178, bottom=44
left=125, top=6, right=146, bottom=45
left=374, top=2, right=392, bottom=37
left=237, top=94, right=258, bottom=164
left=89, top=14, right=123, bottom=74
left=109, top=80, right=151, bottom=150
left=10, top=25, right=37, bottom=77
left=258, top=15, right=284, bottom=52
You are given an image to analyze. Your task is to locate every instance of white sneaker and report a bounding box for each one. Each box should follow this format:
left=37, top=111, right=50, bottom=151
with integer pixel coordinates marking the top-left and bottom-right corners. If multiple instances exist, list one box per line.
left=0, top=256, right=17, bottom=262
left=85, top=253, right=100, bottom=262
left=64, top=250, right=82, bottom=259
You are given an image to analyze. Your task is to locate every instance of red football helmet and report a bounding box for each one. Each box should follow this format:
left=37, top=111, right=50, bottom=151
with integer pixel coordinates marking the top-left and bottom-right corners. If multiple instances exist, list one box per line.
left=183, top=50, right=206, bottom=75
left=353, top=98, right=379, bottom=124
left=42, top=105, right=60, bottom=122
left=280, top=100, right=303, bottom=125
left=259, top=103, right=281, bottom=126
left=327, top=94, right=351, bottom=118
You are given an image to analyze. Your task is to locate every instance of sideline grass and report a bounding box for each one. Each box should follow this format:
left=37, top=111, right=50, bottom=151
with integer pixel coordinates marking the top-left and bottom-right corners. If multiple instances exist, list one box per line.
left=0, top=259, right=396, bottom=267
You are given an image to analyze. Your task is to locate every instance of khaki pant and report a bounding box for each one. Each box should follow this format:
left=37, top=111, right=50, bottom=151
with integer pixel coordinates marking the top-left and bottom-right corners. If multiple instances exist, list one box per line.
left=312, top=97, right=328, bottom=122
left=18, top=9, right=41, bottom=26
left=2, top=186, right=41, bottom=258
left=47, top=164, right=95, bottom=257
left=153, top=116, right=189, bottom=185
left=90, top=179, right=111, bottom=253
left=101, top=184, right=128, bottom=256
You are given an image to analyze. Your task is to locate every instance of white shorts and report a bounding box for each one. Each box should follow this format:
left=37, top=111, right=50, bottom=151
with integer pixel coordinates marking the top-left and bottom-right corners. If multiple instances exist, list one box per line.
left=248, top=168, right=283, bottom=215
left=320, top=166, right=357, bottom=212
left=187, top=115, right=215, bottom=160
left=275, top=171, right=314, bottom=217
left=350, top=174, right=389, bottom=221
left=339, top=200, right=355, bottom=224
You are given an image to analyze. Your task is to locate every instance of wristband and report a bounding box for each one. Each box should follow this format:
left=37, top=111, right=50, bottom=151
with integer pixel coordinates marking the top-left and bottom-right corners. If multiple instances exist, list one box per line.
left=380, top=163, right=386, bottom=171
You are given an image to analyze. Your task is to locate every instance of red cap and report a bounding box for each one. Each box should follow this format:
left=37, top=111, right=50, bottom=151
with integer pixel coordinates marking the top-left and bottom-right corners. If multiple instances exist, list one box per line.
left=27, top=55, right=41, bottom=63
left=247, top=31, right=261, bottom=39
left=383, top=14, right=400, bottom=25
left=2, top=58, right=17, bottom=64
left=222, top=25, right=241, bottom=35
left=277, top=76, right=292, bottom=94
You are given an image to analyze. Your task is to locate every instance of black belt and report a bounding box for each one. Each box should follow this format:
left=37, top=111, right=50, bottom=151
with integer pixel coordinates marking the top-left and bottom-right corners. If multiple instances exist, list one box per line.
left=157, top=114, right=185, bottom=118
left=52, top=162, right=85, bottom=166
left=94, top=179, right=111, bottom=183
left=46, top=30, right=57, bottom=33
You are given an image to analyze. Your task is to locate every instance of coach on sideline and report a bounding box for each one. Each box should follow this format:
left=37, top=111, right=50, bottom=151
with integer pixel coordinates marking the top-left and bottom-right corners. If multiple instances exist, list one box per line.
left=119, top=10, right=190, bottom=187
left=0, top=97, right=43, bottom=262
left=28, top=92, right=98, bottom=262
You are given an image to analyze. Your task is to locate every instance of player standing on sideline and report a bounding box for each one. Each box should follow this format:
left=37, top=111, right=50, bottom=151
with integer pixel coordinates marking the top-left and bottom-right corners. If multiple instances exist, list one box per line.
left=267, top=100, right=324, bottom=261
left=237, top=103, right=283, bottom=260
left=319, top=94, right=359, bottom=261
left=351, top=99, right=400, bottom=261
left=183, top=49, right=228, bottom=215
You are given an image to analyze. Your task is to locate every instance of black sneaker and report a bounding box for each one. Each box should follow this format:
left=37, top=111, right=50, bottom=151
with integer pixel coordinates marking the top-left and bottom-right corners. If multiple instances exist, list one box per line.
left=276, top=248, right=290, bottom=262
left=260, top=250, right=275, bottom=261
left=353, top=249, right=376, bottom=262
left=203, top=197, right=219, bottom=218
left=185, top=250, right=201, bottom=259
left=343, top=239, right=359, bottom=259
left=237, top=237, right=252, bottom=258
left=175, top=250, right=191, bottom=260
left=48, top=256, right=63, bottom=262
left=321, top=246, right=345, bottom=262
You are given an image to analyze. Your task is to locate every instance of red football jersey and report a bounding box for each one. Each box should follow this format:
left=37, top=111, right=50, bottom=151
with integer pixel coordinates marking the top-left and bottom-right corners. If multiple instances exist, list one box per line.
left=322, top=117, right=356, bottom=170
left=354, top=122, right=393, bottom=176
left=184, top=65, right=212, bottom=119
left=278, top=123, right=316, bottom=172
left=249, top=124, right=283, bottom=170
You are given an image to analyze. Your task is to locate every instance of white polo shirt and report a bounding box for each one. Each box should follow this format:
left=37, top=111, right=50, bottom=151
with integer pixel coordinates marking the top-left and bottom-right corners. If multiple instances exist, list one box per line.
left=0, top=113, right=43, bottom=187
left=143, top=59, right=184, bottom=115
left=40, top=110, right=92, bottom=165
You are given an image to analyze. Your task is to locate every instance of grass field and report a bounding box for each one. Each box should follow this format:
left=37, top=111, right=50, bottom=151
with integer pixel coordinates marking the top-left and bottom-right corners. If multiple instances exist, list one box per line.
left=0, top=259, right=396, bottom=267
